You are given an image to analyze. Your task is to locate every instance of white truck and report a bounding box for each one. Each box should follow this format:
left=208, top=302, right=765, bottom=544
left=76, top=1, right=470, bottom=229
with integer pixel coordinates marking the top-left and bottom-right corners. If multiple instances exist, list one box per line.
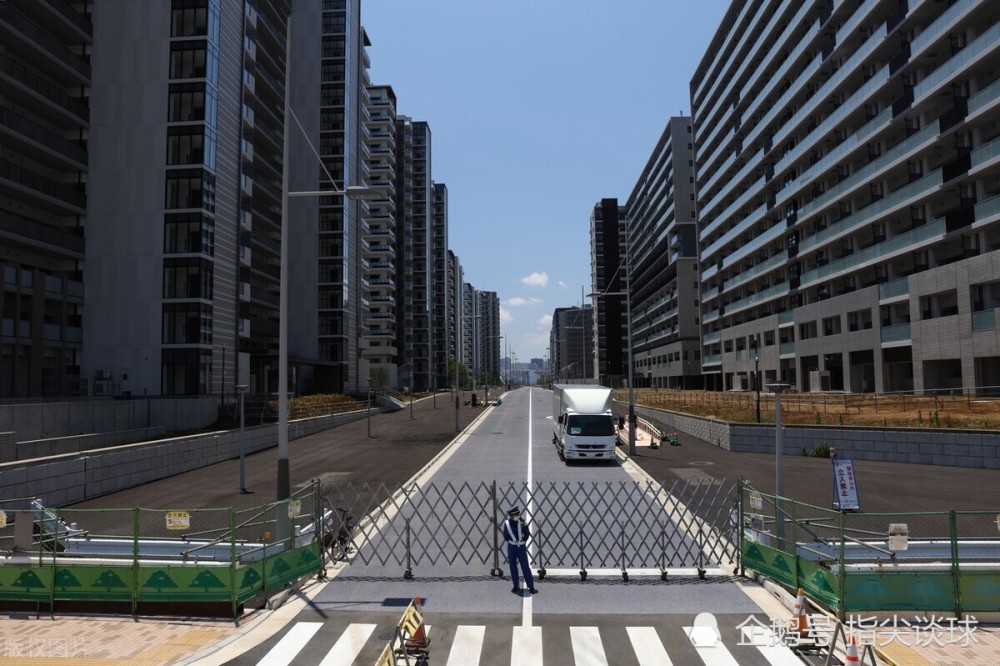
left=551, top=384, right=618, bottom=463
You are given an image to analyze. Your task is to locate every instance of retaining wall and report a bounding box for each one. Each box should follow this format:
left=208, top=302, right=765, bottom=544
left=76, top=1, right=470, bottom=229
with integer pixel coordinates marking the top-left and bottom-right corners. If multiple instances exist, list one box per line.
left=625, top=403, right=1000, bottom=469
left=0, top=411, right=368, bottom=507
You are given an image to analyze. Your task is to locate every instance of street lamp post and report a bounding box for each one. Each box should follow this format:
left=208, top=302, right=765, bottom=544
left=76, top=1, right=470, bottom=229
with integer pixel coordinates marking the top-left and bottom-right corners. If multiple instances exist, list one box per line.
left=769, top=382, right=790, bottom=548
left=366, top=379, right=372, bottom=438
left=237, top=385, right=249, bottom=493
left=276, top=14, right=385, bottom=502
left=752, top=335, right=761, bottom=423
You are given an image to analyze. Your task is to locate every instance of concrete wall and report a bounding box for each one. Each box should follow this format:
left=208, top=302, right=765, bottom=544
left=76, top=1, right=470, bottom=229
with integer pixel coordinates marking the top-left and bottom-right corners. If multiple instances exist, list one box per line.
left=0, top=397, right=218, bottom=443
left=0, top=411, right=368, bottom=508
left=621, top=402, right=1000, bottom=469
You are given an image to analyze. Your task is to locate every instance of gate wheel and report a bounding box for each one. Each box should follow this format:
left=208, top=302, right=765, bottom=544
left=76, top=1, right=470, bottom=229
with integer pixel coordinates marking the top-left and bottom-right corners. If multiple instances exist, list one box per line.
left=660, top=571, right=668, bottom=581
left=537, top=568, right=546, bottom=580
left=403, top=569, right=413, bottom=580
left=622, top=571, right=629, bottom=582
left=579, top=570, right=587, bottom=581
left=697, top=568, right=706, bottom=580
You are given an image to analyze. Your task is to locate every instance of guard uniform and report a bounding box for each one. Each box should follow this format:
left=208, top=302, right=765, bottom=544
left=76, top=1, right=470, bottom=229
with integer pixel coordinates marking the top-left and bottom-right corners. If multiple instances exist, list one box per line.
left=501, top=506, right=537, bottom=594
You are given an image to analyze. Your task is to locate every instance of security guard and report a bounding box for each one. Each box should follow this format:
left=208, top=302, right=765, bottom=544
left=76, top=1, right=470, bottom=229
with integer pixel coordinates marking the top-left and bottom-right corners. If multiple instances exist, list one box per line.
left=501, top=506, right=537, bottom=594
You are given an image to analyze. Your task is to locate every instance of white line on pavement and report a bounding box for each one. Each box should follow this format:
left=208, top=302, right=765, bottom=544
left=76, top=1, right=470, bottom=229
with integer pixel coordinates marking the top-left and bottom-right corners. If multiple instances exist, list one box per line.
left=571, top=626, right=610, bottom=666
left=446, top=625, right=486, bottom=665
left=255, top=621, right=323, bottom=666
left=626, top=626, right=673, bottom=666
left=683, top=626, right=741, bottom=666
left=511, top=626, right=543, bottom=666
left=317, top=623, right=376, bottom=666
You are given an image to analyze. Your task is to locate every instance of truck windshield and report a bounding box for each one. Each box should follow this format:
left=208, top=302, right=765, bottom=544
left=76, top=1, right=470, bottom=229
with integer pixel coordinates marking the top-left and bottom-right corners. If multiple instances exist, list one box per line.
left=566, top=415, right=615, bottom=437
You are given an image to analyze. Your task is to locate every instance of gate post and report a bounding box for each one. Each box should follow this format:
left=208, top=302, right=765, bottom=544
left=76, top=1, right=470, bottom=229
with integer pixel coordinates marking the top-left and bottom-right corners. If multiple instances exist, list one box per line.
left=659, top=522, right=668, bottom=581
left=490, top=481, right=502, bottom=577
left=620, top=521, right=629, bottom=582
left=738, top=480, right=745, bottom=577
left=403, top=516, right=413, bottom=580
left=578, top=522, right=587, bottom=581
left=949, top=510, right=962, bottom=618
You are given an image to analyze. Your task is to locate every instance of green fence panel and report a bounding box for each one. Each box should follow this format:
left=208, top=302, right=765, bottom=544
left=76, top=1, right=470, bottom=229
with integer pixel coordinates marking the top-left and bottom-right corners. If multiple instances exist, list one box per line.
left=844, top=571, right=955, bottom=612
left=741, top=540, right=797, bottom=589
left=797, top=558, right=840, bottom=608
left=958, top=572, right=1000, bottom=612
left=51, top=565, right=134, bottom=602
left=0, top=564, right=52, bottom=601
left=262, top=543, right=321, bottom=590
left=136, top=564, right=234, bottom=603
left=234, top=562, right=265, bottom=604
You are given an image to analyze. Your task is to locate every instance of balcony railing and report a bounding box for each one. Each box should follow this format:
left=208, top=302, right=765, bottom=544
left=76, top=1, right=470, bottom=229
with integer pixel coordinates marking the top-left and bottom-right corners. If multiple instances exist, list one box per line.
left=878, top=277, right=909, bottom=301
left=972, top=309, right=997, bottom=332
left=880, top=323, right=911, bottom=343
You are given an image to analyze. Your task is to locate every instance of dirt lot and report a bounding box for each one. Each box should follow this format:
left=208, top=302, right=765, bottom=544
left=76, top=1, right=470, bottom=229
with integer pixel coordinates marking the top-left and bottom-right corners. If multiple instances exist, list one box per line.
left=624, top=388, right=1000, bottom=429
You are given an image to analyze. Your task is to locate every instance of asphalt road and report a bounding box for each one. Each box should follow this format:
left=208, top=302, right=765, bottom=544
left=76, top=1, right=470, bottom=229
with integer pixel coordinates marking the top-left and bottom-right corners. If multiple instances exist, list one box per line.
left=68, top=386, right=998, bottom=515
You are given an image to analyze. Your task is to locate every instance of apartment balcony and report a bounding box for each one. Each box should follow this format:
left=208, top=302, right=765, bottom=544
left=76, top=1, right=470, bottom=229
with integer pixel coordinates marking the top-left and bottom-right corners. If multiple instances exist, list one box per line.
left=779, top=342, right=796, bottom=357
left=0, top=157, right=85, bottom=213
left=880, top=323, right=911, bottom=345
left=0, top=6, right=90, bottom=83
left=702, top=353, right=721, bottom=367
left=878, top=277, right=909, bottom=302
left=0, top=52, right=88, bottom=123
left=0, top=107, right=86, bottom=169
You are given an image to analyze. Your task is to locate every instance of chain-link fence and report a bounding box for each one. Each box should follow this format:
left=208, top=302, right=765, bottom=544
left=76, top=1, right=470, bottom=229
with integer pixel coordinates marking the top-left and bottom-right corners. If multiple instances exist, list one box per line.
left=0, top=484, right=326, bottom=616
left=739, top=482, right=1000, bottom=617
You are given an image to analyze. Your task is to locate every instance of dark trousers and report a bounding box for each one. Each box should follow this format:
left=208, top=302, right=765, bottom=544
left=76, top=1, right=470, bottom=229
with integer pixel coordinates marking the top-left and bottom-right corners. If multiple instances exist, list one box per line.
left=507, top=543, right=534, bottom=589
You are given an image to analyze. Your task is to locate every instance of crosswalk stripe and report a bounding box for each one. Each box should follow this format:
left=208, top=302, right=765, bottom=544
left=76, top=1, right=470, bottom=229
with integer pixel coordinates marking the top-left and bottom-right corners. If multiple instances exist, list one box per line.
left=318, top=623, right=376, bottom=666
left=626, top=626, right=673, bottom=666
left=740, top=627, right=803, bottom=666
left=570, top=627, right=609, bottom=666
left=683, top=626, right=740, bottom=666
left=511, top=626, right=543, bottom=666
left=446, top=625, right=485, bottom=665
left=256, top=621, right=323, bottom=666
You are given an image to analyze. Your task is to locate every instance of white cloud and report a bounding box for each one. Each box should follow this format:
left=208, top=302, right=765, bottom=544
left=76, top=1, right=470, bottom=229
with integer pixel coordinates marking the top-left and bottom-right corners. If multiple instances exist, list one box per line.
left=500, top=307, right=513, bottom=324
left=521, top=272, right=549, bottom=287
left=506, top=296, right=543, bottom=307
left=557, top=280, right=567, bottom=288
left=539, top=314, right=552, bottom=326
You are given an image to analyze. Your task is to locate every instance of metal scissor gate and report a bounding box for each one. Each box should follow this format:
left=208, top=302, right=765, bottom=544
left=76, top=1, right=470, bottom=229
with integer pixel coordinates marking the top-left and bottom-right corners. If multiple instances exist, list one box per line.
left=322, top=478, right=738, bottom=579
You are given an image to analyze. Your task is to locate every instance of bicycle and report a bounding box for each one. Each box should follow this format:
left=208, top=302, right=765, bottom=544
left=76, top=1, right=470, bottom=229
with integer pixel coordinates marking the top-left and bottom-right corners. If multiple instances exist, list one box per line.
left=324, top=506, right=356, bottom=562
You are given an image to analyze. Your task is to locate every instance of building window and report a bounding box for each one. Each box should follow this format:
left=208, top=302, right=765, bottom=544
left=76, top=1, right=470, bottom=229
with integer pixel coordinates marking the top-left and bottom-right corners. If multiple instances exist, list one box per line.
left=171, top=5, right=208, bottom=38
left=170, top=41, right=207, bottom=79
left=163, top=257, right=214, bottom=299
left=161, top=347, right=212, bottom=395
left=168, top=83, right=210, bottom=122
left=162, top=303, right=212, bottom=344
left=165, top=169, right=215, bottom=211
left=164, top=213, right=214, bottom=255
left=167, top=126, right=205, bottom=165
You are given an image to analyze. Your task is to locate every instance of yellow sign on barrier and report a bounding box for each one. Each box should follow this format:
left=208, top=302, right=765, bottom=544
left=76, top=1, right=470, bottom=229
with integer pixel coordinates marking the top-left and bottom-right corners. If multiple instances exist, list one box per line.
left=0, top=510, right=6, bottom=528
left=166, top=511, right=190, bottom=530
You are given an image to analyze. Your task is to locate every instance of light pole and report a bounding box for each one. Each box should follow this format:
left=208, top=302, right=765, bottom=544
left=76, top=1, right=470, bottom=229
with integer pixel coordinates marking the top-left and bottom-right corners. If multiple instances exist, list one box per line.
left=237, top=385, right=249, bottom=493
left=589, top=288, right=635, bottom=456
left=366, top=379, right=372, bottom=438
left=275, top=15, right=385, bottom=502
left=752, top=335, right=761, bottom=423
left=453, top=354, right=461, bottom=433
left=769, top=382, right=790, bottom=549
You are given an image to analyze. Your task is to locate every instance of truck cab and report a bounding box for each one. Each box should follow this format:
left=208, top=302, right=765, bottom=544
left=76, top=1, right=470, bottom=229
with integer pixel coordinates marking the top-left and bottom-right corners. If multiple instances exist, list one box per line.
left=552, top=384, right=617, bottom=463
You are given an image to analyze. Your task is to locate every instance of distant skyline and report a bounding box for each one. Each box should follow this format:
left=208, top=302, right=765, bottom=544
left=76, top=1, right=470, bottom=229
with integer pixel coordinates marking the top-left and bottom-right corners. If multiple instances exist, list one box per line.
left=361, top=1, right=730, bottom=361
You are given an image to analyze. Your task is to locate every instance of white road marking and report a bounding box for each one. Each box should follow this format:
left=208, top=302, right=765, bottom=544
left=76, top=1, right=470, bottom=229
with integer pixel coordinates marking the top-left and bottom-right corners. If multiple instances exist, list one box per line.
left=317, top=623, right=376, bottom=666
left=524, top=387, right=534, bottom=628
left=511, top=625, right=543, bottom=666
left=571, top=626, right=609, bottom=666
left=255, top=621, right=323, bottom=666
left=626, top=626, right=673, bottom=666
left=683, top=626, right=741, bottom=666
left=446, top=625, right=485, bottom=665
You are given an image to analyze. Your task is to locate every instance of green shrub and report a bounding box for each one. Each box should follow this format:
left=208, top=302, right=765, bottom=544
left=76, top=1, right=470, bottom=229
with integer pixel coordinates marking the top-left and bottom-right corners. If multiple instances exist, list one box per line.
left=809, top=441, right=831, bottom=458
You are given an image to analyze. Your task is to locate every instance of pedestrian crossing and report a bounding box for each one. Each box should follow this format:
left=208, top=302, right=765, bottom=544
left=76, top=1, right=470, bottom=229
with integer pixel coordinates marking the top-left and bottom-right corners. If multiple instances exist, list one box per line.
left=243, top=618, right=807, bottom=666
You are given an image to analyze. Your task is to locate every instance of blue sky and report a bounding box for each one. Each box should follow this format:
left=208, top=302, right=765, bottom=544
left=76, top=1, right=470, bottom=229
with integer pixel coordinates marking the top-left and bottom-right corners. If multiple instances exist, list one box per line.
left=361, top=1, right=730, bottom=363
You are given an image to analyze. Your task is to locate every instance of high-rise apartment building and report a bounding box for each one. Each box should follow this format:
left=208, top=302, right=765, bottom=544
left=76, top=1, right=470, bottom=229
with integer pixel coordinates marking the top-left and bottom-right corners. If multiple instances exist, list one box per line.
left=550, top=305, right=593, bottom=383
left=363, top=83, right=398, bottom=390
left=694, top=0, right=1000, bottom=394
left=431, top=182, right=451, bottom=391
left=1, top=0, right=91, bottom=398
left=590, top=198, right=628, bottom=387
left=626, top=117, right=702, bottom=389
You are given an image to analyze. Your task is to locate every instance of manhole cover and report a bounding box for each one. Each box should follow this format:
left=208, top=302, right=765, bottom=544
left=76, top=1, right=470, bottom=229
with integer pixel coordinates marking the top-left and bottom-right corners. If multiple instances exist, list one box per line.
left=670, top=468, right=719, bottom=484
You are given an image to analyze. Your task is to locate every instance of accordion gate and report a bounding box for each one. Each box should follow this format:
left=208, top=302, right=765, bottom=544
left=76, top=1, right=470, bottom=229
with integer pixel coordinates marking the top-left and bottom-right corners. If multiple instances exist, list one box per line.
left=323, top=478, right=739, bottom=577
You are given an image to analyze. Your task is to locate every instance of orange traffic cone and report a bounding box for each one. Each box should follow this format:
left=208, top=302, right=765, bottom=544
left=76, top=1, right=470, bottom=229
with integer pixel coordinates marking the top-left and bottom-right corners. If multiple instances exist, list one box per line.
left=790, top=587, right=810, bottom=637
left=405, top=597, right=430, bottom=652
left=844, top=632, right=860, bottom=664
